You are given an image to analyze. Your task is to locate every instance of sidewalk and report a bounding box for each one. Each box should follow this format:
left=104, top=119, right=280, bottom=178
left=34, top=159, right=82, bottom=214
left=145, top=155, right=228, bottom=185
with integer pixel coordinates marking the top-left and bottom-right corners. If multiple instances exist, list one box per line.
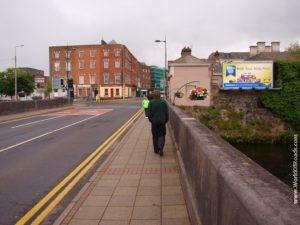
left=53, top=115, right=191, bottom=225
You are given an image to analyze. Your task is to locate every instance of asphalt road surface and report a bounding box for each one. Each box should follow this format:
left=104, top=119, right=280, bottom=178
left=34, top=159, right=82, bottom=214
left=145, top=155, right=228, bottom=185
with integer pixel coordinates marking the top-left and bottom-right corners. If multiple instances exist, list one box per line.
left=0, top=100, right=141, bottom=225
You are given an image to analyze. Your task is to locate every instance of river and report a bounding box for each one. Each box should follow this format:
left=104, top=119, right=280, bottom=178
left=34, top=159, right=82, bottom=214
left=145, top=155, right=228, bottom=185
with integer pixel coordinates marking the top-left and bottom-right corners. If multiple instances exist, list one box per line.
left=232, top=143, right=294, bottom=187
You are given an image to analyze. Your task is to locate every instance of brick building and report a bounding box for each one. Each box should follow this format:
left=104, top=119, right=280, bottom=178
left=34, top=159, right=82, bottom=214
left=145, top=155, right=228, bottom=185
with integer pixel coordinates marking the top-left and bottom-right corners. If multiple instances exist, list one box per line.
left=138, top=63, right=151, bottom=97
left=49, top=41, right=150, bottom=99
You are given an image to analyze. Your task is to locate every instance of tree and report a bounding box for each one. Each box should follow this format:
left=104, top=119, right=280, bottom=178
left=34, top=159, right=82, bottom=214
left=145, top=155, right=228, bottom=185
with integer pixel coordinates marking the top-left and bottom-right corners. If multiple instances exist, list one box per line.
left=0, top=70, right=14, bottom=97
left=286, top=42, right=300, bottom=55
left=0, top=68, right=35, bottom=97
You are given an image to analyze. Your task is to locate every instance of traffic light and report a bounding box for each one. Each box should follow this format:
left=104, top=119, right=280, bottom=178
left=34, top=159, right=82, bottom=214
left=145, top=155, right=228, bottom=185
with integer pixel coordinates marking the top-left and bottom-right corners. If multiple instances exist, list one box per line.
left=70, top=90, right=74, bottom=98
left=67, top=78, right=73, bottom=89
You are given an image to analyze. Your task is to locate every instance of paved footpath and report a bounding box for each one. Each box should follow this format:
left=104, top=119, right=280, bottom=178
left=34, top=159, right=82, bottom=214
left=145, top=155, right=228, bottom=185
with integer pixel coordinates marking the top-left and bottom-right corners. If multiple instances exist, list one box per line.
left=53, top=115, right=191, bottom=225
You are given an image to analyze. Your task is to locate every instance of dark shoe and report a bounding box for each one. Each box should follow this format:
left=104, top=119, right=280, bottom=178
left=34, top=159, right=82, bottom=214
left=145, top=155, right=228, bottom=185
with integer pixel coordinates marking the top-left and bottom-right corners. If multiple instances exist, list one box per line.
left=154, top=149, right=159, bottom=154
left=159, top=149, right=163, bottom=156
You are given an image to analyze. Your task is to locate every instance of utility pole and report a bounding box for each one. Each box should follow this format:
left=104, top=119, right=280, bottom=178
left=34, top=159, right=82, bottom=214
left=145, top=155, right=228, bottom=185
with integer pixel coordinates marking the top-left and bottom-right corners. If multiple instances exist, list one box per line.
left=155, top=36, right=167, bottom=98
left=122, top=45, right=125, bottom=100
left=14, top=45, right=24, bottom=101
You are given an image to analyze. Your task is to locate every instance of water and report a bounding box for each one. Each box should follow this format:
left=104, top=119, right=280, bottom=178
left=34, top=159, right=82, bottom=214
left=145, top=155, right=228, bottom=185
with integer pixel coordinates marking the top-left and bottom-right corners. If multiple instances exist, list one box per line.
left=231, top=143, right=294, bottom=187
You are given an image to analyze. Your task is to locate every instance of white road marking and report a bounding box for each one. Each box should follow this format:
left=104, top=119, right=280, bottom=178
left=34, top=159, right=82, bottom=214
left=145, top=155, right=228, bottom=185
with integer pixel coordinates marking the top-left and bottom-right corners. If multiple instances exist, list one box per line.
left=11, top=115, right=66, bottom=128
left=0, top=114, right=101, bottom=154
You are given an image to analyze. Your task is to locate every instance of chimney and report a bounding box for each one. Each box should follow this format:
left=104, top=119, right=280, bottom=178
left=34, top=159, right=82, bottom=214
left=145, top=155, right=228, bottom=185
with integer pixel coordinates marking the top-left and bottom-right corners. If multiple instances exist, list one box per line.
left=271, top=42, right=280, bottom=52
left=181, top=47, right=192, bottom=57
left=250, top=46, right=258, bottom=56
left=265, top=46, right=272, bottom=52
left=257, top=42, right=266, bottom=53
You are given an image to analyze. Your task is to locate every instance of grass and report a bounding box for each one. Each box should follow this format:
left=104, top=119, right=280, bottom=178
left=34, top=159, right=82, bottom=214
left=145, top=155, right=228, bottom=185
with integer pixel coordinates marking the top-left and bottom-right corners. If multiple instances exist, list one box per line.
left=178, top=105, right=294, bottom=144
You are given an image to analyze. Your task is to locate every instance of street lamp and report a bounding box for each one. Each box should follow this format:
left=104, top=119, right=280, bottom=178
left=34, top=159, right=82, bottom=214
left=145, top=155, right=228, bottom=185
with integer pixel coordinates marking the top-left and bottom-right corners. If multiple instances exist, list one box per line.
left=155, top=35, right=167, bottom=98
left=14, top=44, right=24, bottom=101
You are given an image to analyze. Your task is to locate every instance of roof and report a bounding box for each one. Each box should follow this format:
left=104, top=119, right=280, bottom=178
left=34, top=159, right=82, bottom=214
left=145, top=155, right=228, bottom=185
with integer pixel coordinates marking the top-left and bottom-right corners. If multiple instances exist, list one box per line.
left=169, top=54, right=209, bottom=65
left=208, top=52, right=250, bottom=60
left=109, top=40, right=118, bottom=44
left=246, top=52, right=300, bottom=61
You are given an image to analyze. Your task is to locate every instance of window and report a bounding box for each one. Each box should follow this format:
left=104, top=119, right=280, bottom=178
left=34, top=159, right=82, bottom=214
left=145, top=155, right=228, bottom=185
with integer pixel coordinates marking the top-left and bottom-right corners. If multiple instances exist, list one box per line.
left=125, top=61, right=130, bottom=69
left=66, top=51, right=71, bottom=59
left=78, top=88, right=83, bottom=96
left=66, top=61, right=71, bottom=71
left=115, top=59, right=120, bottom=68
left=114, top=49, right=121, bottom=57
left=90, top=60, right=96, bottom=69
left=54, top=51, right=60, bottom=59
left=90, top=50, right=96, bottom=57
left=116, top=88, right=120, bottom=96
left=103, top=59, right=109, bottom=68
left=103, top=49, right=109, bottom=57
left=79, top=60, right=84, bottom=69
left=79, top=51, right=84, bottom=58
left=125, top=74, right=131, bottom=84
left=115, top=73, right=121, bottom=84
left=79, top=75, right=84, bottom=84
left=103, top=73, right=109, bottom=84
left=104, top=88, right=108, bottom=96
left=54, top=62, right=60, bottom=71
left=90, top=74, right=95, bottom=84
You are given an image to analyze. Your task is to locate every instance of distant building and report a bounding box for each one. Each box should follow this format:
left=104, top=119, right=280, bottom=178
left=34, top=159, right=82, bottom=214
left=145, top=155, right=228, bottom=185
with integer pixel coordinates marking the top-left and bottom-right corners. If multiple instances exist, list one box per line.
left=20, top=67, right=47, bottom=98
left=138, top=63, right=151, bottom=97
left=150, top=66, right=164, bottom=93
left=208, top=41, right=300, bottom=89
left=246, top=51, right=300, bottom=61
left=49, top=40, right=150, bottom=99
left=169, top=47, right=211, bottom=106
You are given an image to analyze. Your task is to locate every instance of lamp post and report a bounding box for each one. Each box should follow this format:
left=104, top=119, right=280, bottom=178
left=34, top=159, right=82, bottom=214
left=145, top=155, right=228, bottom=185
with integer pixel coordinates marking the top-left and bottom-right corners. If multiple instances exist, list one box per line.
left=122, top=45, right=125, bottom=100
left=14, top=44, right=24, bottom=101
left=155, top=36, right=167, bottom=98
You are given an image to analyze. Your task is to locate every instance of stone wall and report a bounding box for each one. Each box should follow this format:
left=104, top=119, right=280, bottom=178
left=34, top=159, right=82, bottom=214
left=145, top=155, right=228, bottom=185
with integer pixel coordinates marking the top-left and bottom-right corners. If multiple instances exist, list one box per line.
left=0, top=98, right=71, bottom=116
left=168, top=102, right=299, bottom=225
left=213, top=89, right=263, bottom=113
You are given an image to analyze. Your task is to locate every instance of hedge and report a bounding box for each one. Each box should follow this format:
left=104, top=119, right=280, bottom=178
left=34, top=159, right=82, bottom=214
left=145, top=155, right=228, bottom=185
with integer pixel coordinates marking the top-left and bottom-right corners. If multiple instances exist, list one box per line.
left=259, top=61, right=300, bottom=132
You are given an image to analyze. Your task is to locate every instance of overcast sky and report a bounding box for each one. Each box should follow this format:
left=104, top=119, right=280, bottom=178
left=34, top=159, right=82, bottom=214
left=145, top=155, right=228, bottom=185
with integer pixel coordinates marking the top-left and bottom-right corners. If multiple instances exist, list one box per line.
left=0, top=0, right=299, bottom=75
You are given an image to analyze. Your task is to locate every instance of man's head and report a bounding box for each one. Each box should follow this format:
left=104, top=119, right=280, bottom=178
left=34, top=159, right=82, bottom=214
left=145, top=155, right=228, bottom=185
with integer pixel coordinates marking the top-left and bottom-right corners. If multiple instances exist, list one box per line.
left=153, top=90, right=161, bottom=99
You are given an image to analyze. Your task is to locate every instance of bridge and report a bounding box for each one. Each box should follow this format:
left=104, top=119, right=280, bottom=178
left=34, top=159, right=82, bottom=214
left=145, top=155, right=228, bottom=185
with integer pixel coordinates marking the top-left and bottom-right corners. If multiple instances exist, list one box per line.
left=168, top=102, right=299, bottom=225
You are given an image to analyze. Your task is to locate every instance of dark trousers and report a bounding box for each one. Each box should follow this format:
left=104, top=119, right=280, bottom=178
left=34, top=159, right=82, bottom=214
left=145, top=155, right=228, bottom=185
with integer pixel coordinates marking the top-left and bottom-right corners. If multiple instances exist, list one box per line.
left=144, top=108, right=148, bottom=117
left=151, top=123, right=166, bottom=152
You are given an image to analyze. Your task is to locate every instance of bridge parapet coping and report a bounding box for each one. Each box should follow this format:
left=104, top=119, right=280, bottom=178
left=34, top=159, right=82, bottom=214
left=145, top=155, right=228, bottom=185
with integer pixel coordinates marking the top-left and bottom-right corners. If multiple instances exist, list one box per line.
left=168, top=102, right=299, bottom=225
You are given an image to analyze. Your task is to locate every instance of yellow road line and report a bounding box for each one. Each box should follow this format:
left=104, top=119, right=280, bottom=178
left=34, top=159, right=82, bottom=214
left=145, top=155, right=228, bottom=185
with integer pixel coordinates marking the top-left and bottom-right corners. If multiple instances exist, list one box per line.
left=16, top=108, right=143, bottom=225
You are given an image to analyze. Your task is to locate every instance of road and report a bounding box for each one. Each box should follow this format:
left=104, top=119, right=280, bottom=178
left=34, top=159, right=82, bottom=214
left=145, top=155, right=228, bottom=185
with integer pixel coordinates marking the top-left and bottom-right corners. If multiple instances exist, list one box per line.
left=0, top=100, right=141, bottom=225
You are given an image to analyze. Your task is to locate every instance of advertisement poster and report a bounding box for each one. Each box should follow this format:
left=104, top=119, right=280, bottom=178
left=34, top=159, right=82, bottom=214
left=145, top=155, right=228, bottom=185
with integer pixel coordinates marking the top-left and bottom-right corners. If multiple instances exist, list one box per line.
left=222, top=61, right=273, bottom=89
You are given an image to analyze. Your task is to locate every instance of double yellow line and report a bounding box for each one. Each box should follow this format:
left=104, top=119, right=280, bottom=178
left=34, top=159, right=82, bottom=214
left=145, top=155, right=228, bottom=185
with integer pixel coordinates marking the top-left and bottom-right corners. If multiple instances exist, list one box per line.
left=16, top=108, right=143, bottom=225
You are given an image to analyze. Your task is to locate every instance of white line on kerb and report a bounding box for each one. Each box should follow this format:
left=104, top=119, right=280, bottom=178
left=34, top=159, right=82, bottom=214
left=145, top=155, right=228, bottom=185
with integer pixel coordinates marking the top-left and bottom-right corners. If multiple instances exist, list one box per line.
left=11, top=115, right=66, bottom=128
left=0, top=114, right=101, bottom=154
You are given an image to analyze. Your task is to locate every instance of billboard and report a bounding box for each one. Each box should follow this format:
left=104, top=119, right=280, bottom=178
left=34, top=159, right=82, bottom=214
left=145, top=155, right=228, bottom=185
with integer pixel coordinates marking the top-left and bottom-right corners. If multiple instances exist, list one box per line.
left=222, top=61, right=273, bottom=89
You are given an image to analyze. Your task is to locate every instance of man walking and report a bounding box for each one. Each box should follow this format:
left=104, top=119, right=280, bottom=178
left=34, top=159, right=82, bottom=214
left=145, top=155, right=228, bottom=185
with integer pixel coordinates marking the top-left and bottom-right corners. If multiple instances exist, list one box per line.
left=148, top=90, right=169, bottom=156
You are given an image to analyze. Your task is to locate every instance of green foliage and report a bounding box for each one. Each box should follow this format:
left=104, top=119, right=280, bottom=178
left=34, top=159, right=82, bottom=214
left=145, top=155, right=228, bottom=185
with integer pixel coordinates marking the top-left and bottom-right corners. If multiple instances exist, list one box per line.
left=46, top=79, right=52, bottom=93
left=0, top=68, right=35, bottom=97
left=259, top=61, right=300, bottom=132
left=0, top=71, right=13, bottom=96
left=179, top=106, right=294, bottom=144
left=286, top=42, right=300, bottom=55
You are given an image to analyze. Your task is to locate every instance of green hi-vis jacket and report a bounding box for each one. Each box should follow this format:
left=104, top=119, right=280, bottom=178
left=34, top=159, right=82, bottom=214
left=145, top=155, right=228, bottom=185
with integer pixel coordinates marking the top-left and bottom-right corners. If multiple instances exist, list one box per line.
left=142, top=99, right=150, bottom=109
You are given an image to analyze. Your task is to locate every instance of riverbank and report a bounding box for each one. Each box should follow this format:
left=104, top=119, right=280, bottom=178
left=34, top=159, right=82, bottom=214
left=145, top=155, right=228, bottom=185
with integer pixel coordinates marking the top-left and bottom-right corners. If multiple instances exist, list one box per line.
left=179, top=105, right=295, bottom=144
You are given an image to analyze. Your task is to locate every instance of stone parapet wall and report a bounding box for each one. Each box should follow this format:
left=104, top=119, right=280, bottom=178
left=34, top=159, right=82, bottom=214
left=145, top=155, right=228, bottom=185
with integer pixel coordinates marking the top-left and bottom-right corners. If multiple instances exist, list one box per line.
left=0, top=98, right=71, bottom=116
left=168, top=102, right=299, bottom=225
